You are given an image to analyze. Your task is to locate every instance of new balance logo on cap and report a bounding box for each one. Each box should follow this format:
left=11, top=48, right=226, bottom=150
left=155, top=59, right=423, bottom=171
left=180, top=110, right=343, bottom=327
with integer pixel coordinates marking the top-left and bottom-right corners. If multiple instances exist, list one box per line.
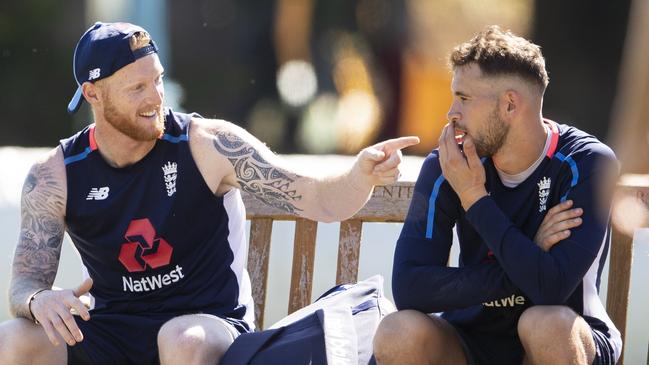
left=88, top=68, right=101, bottom=80
left=87, top=187, right=110, bottom=200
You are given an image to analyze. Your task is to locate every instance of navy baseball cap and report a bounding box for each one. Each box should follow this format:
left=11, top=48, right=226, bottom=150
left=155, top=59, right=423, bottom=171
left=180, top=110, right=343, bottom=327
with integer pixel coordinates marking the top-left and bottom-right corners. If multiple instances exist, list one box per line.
left=67, top=22, right=159, bottom=114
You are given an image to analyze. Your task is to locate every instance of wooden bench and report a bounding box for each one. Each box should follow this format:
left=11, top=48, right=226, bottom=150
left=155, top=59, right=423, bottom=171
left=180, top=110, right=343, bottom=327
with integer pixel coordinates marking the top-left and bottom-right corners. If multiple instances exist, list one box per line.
left=610, top=175, right=649, bottom=365
left=243, top=178, right=642, bottom=364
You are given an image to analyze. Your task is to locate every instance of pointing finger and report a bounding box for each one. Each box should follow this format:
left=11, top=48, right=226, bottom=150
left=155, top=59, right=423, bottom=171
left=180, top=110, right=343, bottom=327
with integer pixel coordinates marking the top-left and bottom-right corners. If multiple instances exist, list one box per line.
left=374, top=136, right=420, bottom=153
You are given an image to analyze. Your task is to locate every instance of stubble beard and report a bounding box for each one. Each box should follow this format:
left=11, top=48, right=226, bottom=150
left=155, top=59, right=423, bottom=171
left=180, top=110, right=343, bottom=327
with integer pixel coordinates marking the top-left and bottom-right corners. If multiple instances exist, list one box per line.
left=473, top=107, right=509, bottom=158
left=102, top=96, right=164, bottom=141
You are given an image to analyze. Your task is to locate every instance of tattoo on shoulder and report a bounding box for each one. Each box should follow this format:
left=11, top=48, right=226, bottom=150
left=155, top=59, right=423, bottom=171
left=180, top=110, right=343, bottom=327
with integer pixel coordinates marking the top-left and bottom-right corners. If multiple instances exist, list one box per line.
left=24, top=173, right=37, bottom=194
left=213, top=131, right=303, bottom=214
left=10, top=163, right=65, bottom=316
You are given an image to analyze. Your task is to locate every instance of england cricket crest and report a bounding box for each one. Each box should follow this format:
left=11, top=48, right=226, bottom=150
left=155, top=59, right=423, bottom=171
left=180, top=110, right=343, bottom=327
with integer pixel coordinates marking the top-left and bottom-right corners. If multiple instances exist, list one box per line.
left=537, top=176, right=551, bottom=212
left=162, top=161, right=177, bottom=197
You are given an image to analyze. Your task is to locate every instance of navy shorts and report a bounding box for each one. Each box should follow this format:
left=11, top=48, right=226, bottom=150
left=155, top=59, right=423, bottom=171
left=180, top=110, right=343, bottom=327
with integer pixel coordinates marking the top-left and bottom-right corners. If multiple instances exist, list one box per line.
left=452, top=324, right=617, bottom=365
left=66, top=312, right=250, bottom=365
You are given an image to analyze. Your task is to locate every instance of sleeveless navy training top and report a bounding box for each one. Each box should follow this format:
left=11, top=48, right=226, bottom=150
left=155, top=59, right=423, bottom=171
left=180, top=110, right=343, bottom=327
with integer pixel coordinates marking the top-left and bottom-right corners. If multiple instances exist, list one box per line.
left=60, top=109, right=254, bottom=329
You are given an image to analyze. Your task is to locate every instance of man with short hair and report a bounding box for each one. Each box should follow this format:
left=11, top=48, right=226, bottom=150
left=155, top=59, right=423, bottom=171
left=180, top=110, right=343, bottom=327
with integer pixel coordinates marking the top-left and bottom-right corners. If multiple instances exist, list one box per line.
left=0, top=22, right=418, bottom=365
left=373, top=26, right=620, bottom=364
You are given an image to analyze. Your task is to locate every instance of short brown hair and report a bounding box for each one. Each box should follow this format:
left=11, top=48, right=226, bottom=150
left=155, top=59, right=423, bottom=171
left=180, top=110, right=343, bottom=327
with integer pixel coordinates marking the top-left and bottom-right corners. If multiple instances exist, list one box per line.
left=129, top=31, right=152, bottom=52
left=449, top=25, right=549, bottom=90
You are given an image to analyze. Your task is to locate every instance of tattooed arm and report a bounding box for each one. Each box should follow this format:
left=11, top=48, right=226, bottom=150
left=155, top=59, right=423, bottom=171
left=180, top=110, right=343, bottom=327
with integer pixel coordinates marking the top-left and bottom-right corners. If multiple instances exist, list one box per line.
left=190, top=118, right=419, bottom=222
left=9, top=147, right=92, bottom=346
left=9, top=147, right=66, bottom=319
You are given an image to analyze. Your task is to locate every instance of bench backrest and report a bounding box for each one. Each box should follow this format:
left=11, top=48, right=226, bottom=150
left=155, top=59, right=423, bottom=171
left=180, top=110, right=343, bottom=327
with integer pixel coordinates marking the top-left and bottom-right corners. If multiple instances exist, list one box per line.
left=243, top=183, right=413, bottom=329
left=243, top=180, right=638, bottom=362
left=608, top=175, right=649, bottom=364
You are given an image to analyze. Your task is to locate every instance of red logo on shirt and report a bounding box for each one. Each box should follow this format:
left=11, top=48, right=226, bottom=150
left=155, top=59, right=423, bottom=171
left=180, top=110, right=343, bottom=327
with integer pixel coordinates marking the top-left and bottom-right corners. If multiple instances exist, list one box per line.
left=118, top=218, right=173, bottom=272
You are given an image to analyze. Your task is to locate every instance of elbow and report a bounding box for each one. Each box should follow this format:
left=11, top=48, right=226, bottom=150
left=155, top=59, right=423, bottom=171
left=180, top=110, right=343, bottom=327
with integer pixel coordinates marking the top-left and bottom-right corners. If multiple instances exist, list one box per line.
left=393, top=281, right=441, bottom=312
left=392, top=268, right=429, bottom=312
left=391, top=268, right=411, bottom=310
left=392, top=285, right=415, bottom=310
left=393, top=290, right=421, bottom=311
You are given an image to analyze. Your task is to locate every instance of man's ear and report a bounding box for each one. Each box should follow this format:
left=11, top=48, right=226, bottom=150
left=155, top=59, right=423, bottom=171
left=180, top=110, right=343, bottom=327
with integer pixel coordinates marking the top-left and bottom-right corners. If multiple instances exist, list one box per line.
left=502, top=89, right=519, bottom=116
left=82, top=82, right=101, bottom=106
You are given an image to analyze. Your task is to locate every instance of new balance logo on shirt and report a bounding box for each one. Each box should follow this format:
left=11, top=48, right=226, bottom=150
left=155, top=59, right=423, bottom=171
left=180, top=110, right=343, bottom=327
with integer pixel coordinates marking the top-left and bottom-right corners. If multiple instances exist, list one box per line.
left=86, top=187, right=110, bottom=200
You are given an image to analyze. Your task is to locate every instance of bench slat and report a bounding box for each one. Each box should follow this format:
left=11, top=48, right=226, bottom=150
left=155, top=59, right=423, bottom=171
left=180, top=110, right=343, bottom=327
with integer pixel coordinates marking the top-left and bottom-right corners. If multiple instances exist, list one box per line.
left=336, top=219, right=363, bottom=285
left=354, top=184, right=415, bottom=221
left=607, top=225, right=632, bottom=365
left=288, top=218, right=318, bottom=314
left=247, top=218, right=273, bottom=329
left=608, top=179, right=649, bottom=365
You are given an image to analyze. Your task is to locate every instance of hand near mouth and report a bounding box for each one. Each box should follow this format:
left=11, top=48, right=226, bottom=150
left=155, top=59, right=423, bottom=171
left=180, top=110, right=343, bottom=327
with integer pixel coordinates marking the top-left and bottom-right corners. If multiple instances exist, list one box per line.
left=438, top=122, right=488, bottom=211
left=454, top=125, right=467, bottom=145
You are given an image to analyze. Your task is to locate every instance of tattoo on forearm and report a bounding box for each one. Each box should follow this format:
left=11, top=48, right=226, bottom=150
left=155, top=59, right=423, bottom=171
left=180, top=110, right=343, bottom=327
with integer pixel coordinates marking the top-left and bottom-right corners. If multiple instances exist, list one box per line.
left=213, top=131, right=303, bottom=214
left=10, top=163, right=64, bottom=317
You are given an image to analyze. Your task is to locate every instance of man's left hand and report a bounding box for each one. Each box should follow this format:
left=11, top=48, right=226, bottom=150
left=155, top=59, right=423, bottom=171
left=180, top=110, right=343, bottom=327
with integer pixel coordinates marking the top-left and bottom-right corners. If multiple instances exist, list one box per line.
left=438, top=123, right=488, bottom=210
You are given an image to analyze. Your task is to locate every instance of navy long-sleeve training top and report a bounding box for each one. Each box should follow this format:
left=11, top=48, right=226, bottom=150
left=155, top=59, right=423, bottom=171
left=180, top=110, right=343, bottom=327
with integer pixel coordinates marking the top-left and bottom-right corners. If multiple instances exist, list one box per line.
left=393, top=120, right=621, bottom=357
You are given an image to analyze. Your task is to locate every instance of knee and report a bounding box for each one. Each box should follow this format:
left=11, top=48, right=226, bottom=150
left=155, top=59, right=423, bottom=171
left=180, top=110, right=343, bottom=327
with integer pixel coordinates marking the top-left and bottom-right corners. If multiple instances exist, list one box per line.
left=158, top=318, right=232, bottom=361
left=518, top=305, right=577, bottom=344
left=0, top=319, right=45, bottom=359
left=374, top=310, right=437, bottom=354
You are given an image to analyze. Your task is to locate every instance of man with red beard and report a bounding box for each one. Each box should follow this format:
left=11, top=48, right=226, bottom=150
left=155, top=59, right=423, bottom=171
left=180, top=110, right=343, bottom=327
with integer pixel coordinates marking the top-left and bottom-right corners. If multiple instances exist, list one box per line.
left=373, top=26, right=620, bottom=364
left=0, top=22, right=418, bottom=365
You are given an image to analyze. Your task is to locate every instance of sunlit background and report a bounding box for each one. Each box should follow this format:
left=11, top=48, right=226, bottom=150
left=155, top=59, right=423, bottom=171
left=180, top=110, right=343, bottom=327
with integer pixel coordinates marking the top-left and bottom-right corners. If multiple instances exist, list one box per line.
left=0, top=0, right=639, bottom=156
